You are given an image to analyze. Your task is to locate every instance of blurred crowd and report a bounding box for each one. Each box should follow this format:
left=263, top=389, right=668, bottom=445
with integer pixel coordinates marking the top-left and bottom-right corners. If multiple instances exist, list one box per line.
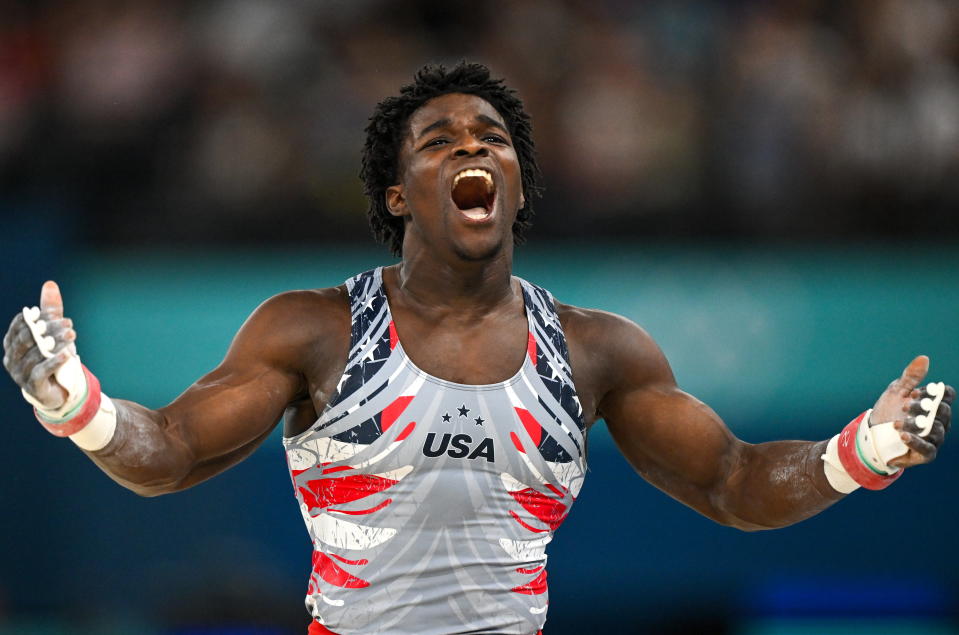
left=1, top=0, right=958, bottom=248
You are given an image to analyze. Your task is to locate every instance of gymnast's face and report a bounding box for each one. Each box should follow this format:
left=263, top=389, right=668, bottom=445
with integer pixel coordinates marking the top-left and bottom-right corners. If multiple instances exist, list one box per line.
left=387, top=93, right=525, bottom=261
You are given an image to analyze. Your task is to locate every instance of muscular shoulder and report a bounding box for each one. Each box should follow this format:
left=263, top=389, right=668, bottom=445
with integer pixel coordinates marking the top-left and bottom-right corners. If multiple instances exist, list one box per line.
left=252, top=286, right=350, bottom=331
left=227, top=285, right=351, bottom=374
left=554, top=301, right=676, bottom=422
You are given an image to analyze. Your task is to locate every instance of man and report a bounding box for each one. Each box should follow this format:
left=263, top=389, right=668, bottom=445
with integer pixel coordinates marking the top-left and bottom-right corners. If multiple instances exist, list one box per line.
left=3, top=62, right=953, bottom=635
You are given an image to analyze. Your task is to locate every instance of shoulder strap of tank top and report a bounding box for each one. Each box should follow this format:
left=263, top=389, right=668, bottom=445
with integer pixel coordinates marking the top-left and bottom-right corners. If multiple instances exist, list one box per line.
left=519, top=280, right=573, bottom=381
left=518, top=279, right=585, bottom=434
left=327, top=268, right=393, bottom=410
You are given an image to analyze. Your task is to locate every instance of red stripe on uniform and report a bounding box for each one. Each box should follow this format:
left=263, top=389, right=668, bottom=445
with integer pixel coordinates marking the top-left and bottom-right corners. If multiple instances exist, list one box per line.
left=381, top=395, right=414, bottom=432
left=389, top=320, right=399, bottom=350
left=312, top=551, right=369, bottom=588
left=396, top=420, right=416, bottom=441
left=527, top=331, right=537, bottom=363
left=321, top=465, right=354, bottom=474
left=299, top=472, right=399, bottom=511
left=514, top=407, right=542, bottom=447
left=510, top=509, right=549, bottom=533
left=309, top=620, right=338, bottom=635
left=327, top=498, right=392, bottom=516
left=544, top=483, right=565, bottom=498
left=328, top=553, right=370, bottom=566
left=511, top=569, right=548, bottom=595
left=510, top=431, right=526, bottom=454
left=509, top=488, right=568, bottom=531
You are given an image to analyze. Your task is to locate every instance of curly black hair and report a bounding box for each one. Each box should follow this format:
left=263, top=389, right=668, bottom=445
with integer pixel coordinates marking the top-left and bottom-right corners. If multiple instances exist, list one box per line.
left=360, top=62, right=542, bottom=256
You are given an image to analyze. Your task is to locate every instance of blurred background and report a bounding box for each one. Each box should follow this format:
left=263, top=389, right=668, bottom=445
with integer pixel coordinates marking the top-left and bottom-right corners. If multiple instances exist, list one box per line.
left=1, top=0, right=958, bottom=633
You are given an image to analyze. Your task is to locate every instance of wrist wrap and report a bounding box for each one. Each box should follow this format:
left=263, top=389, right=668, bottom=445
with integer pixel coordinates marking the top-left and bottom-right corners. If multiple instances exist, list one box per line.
left=34, top=364, right=102, bottom=437
left=20, top=305, right=117, bottom=451
left=836, top=410, right=902, bottom=491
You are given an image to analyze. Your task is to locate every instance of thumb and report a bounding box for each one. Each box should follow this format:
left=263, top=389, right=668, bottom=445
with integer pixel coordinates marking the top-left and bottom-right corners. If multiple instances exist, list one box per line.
left=896, top=355, right=929, bottom=393
left=40, top=280, right=64, bottom=319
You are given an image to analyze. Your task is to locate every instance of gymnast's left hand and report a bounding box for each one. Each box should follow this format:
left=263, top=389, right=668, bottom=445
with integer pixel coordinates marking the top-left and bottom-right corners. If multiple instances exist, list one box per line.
left=868, top=355, right=953, bottom=469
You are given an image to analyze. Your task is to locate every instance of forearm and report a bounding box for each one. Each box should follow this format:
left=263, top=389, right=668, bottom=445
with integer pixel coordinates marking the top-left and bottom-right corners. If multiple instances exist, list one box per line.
left=7, top=284, right=316, bottom=497
left=708, top=438, right=842, bottom=531
left=84, top=400, right=197, bottom=497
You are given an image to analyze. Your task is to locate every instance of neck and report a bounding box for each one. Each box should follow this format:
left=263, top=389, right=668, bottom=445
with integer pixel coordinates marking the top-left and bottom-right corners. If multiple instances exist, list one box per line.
left=393, top=242, right=516, bottom=314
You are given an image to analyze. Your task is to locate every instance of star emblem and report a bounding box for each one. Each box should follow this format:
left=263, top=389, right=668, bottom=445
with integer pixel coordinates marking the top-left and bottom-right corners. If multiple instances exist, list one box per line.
left=546, top=359, right=562, bottom=381
left=542, top=311, right=559, bottom=330
left=442, top=413, right=451, bottom=423
left=457, top=405, right=470, bottom=417
left=474, top=417, right=484, bottom=426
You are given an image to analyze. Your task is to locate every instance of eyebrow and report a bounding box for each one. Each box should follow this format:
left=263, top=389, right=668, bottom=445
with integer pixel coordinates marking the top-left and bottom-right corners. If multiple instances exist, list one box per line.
left=477, top=114, right=509, bottom=136
left=415, top=115, right=510, bottom=139
left=417, top=118, right=452, bottom=138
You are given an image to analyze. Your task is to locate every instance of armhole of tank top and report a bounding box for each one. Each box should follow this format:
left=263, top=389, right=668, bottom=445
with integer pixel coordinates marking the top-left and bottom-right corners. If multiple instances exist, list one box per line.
left=315, top=268, right=381, bottom=417
left=518, top=278, right=538, bottom=335
left=522, top=279, right=575, bottom=368
left=521, top=278, right=590, bottom=458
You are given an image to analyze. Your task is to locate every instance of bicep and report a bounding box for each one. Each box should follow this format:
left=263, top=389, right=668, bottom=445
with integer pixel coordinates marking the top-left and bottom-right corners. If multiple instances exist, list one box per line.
left=153, top=295, right=310, bottom=467
left=581, top=310, right=841, bottom=530
left=603, top=384, right=742, bottom=508
left=157, top=358, right=300, bottom=464
left=592, top=315, right=744, bottom=519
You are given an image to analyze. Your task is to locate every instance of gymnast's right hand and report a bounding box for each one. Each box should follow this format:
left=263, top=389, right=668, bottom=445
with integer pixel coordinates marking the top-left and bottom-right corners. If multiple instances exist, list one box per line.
left=3, top=281, right=78, bottom=410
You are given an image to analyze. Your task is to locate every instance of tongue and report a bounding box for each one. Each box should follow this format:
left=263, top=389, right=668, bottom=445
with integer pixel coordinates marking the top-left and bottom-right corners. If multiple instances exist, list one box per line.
left=452, top=176, right=492, bottom=212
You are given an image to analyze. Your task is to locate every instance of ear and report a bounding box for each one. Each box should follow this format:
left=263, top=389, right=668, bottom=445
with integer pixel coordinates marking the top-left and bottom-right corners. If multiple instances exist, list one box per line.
left=386, top=185, right=408, bottom=217
left=520, top=191, right=526, bottom=209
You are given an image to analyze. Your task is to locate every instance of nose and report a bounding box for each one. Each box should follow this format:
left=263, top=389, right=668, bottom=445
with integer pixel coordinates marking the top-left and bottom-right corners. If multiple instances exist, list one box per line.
left=453, top=136, right=488, bottom=158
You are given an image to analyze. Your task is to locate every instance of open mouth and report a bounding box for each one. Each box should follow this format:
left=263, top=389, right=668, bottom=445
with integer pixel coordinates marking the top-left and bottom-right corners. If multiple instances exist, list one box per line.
left=451, top=168, right=495, bottom=220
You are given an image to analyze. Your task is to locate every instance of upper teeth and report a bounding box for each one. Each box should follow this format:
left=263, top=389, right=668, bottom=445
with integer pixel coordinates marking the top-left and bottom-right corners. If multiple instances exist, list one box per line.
left=453, top=168, right=493, bottom=188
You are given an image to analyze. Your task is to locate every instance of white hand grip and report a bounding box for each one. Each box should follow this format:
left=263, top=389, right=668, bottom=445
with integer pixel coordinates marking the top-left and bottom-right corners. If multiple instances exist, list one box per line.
left=22, top=306, right=55, bottom=357
left=916, top=382, right=945, bottom=437
left=21, top=305, right=85, bottom=402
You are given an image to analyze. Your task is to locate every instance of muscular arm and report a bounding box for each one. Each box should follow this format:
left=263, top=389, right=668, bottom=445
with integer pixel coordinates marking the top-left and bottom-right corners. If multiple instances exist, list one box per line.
left=600, top=348, right=839, bottom=531
left=89, top=291, right=323, bottom=495
left=566, top=309, right=948, bottom=531
left=7, top=284, right=348, bottom=497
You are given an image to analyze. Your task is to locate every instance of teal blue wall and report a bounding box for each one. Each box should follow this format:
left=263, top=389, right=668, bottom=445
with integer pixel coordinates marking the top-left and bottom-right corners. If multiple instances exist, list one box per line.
left=70, top=243, right=959, bottom=438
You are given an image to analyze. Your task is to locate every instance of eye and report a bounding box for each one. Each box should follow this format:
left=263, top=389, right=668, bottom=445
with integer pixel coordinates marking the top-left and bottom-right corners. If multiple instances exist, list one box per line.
left=483, top=134, right=508, bottom=144
left=423, top=137, right=448, bottom=148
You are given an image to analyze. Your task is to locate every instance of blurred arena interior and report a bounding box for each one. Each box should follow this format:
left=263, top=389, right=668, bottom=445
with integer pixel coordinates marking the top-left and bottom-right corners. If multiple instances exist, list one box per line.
left=2, top=0, right=959, bottom=634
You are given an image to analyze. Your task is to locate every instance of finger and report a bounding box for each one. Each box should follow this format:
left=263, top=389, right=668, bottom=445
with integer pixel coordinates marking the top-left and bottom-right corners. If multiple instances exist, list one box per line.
left=40, top=281, right=64, bottom=320
left=899, top=416, right=919, bottom=434
left=7, top=317, right=74, bottom=364
left=924, top=421, right=946, bottom=447
left=1, top=343, right=36, bottom=376
left=9, top=347, right=46, bottom=387
left=895, top=355, right=929, bottom=394
left=943, top=384, right=956, bottom=406
left=6, top=325, right=39, bottom=363
left=903, top=415, right=947, bottom=445
left=906, top=399, right=925, bottom=415
left=889, top=432, right=937, bottom=467
left=938, top=401, right=951, bottom=434
left=3, top=312, right=26, bottom=351
left=904, top=393, right=942, bottom=415
left=41, top=319, right=75, bottom=344
left=27, top=350, right=70, bottom=407
left=28, top=349, right=71, bottom=386
left=935, top=401, right=951, bottom=425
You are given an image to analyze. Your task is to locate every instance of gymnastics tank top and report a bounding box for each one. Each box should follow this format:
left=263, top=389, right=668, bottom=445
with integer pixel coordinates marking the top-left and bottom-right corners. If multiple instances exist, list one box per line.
left=283, top=267, right=588, bottom=635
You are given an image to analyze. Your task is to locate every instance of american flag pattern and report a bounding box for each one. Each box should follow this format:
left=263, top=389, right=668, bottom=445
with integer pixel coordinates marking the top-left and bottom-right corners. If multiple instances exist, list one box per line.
left=283, top=267, right=587, bottom=634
